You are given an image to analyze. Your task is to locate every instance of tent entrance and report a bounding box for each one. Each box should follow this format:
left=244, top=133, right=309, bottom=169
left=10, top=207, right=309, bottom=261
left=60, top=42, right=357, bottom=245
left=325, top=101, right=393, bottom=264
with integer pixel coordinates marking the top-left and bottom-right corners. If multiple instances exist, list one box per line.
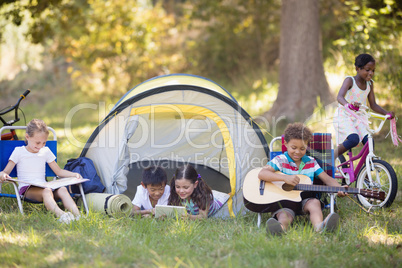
left=123, top=160, right=230, bottom=199
left=81, top=74, right=271, bottom=217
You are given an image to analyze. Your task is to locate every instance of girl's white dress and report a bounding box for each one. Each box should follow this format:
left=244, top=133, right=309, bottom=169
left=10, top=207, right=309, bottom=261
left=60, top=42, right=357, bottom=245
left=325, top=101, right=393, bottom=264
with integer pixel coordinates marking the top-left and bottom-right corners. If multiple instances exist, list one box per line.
left=333, top=76, right=371, bottom=145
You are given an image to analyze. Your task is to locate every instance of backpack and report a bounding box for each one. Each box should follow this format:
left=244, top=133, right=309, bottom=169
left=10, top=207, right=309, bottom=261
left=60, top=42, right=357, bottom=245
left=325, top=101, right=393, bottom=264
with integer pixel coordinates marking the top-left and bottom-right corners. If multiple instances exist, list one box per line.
left=64, top=157, right=105, bottom=194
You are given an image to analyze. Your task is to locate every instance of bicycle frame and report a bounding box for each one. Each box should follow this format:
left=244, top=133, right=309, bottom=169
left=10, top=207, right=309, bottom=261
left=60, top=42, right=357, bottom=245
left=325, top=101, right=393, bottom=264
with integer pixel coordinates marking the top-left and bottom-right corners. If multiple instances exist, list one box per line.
left=335, top=107, right=389, bottom=186
left=0, top=130, right=17, bottom=140
left=336, top=136, right=373, bottom=184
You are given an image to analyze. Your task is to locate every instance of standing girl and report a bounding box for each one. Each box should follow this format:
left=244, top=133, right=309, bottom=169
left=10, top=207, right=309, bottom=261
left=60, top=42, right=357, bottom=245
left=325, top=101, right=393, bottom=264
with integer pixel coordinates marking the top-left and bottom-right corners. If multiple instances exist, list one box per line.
left=333, top=53, right=395, bottom=159
left=0, top=119, right=83, bottom=223
left=168, top=164, right=222, bottom=219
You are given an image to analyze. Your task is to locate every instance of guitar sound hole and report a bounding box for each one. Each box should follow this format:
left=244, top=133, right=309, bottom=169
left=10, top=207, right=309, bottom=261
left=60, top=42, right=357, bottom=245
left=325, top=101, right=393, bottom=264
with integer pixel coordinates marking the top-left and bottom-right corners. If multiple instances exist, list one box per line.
left=282, top=184, right=294, bottom=191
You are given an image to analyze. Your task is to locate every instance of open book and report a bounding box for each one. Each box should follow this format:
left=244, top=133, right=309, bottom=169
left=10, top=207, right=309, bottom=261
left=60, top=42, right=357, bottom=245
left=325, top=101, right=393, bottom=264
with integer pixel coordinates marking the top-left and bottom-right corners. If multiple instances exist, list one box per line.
left=6, top=177, right=89, bottom=190
left=154, top=205, right=187, bottom=218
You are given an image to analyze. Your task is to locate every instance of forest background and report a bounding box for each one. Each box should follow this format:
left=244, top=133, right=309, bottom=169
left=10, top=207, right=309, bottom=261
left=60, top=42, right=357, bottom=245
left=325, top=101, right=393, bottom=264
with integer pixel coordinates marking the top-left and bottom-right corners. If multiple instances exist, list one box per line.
left=1, top=0, right=401, bottom=128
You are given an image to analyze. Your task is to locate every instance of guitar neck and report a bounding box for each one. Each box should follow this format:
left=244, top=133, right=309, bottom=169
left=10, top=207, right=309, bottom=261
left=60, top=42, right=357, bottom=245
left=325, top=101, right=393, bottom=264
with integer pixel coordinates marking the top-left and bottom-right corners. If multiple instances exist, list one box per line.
left=293, top=184, right=360, bottom=194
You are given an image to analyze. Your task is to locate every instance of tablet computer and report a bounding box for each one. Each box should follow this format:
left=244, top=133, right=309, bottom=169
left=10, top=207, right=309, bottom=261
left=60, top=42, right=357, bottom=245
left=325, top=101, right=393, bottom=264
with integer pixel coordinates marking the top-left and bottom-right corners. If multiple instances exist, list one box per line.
left=154, top=205, right=187, bottom=218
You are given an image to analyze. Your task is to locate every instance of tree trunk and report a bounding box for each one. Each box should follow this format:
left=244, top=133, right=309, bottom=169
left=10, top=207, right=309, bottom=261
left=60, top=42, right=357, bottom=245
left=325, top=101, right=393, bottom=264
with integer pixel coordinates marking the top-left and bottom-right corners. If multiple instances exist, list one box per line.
left=264, top=0, right=333, bottom=122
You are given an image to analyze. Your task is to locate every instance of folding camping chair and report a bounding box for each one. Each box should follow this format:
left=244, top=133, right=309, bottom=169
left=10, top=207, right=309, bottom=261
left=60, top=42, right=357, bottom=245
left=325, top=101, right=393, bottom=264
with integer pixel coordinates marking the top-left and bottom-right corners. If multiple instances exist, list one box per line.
left=257, top=133, right=336, bottom=227
left=0, top=126, right=89, bottom=215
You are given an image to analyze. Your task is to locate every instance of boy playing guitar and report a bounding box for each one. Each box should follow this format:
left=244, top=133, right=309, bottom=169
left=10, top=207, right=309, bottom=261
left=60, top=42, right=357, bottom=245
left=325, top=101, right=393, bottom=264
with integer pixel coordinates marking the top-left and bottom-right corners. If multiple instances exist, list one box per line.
left=258, top=123, right=347, bottom=235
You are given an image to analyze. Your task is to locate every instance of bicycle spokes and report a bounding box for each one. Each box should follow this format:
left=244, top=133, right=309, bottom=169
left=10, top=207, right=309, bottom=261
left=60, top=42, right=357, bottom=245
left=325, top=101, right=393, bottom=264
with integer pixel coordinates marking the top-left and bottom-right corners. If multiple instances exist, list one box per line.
left=356, top=160, right=397, bottom=208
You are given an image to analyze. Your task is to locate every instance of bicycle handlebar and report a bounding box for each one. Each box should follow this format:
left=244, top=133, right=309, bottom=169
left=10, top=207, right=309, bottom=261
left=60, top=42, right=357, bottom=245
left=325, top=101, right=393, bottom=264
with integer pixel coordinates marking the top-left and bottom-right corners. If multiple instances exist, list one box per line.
left=22, top=89, right=31, bottom=98
left=0, top=89, right=30, bottom=126
left=359, top=105, right=391, bottom=135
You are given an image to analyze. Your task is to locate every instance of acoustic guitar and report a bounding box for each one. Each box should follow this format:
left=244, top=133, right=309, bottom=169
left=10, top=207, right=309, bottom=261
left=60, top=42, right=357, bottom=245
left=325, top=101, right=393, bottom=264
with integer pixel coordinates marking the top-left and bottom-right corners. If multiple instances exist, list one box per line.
left=243, top=168, right=385, bottom=213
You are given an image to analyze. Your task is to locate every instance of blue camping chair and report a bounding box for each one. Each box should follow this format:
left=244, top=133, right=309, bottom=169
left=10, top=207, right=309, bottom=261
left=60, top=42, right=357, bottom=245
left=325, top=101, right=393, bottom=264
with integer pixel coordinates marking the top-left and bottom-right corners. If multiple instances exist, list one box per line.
left=256, top=133, right=337, bottom=227
left=0, top=126, right=89, bottom=215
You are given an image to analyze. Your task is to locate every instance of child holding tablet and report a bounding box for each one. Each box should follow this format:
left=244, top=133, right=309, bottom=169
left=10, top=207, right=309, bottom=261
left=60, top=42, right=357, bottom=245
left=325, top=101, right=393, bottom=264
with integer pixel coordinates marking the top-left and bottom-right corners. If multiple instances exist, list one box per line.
left=168, top=164, right=222, bottom=219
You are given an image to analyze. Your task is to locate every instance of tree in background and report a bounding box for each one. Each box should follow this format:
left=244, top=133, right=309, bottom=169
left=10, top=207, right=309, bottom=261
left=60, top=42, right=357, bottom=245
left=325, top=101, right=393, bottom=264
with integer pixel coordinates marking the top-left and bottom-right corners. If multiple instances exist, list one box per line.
left=328, top=0, right=402, bottom=100
left=186, top=0, right=281, bottom=80
left=264, top=0, right=332, bottom=122
left=0, top=0, right=186, bottom=99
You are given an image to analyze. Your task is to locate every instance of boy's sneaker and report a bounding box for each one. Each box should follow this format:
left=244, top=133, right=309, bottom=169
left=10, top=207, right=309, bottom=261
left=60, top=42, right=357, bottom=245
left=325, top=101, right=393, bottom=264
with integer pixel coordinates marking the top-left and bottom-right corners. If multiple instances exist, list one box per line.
left=316, top=212, right=339, bottom=233
left=266, top=218, right=285, bottom=236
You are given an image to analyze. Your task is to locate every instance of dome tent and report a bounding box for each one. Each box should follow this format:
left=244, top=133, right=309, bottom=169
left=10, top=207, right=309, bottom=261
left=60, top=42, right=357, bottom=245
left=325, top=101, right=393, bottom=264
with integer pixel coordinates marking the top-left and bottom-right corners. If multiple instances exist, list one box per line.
left=80, top=74, right=269, bottom=217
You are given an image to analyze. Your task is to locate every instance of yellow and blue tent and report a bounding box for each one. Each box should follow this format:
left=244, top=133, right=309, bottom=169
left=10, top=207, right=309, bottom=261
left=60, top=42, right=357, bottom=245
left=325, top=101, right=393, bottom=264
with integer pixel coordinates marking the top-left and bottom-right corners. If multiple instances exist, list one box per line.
left=81, top=74, right=269, bottom=217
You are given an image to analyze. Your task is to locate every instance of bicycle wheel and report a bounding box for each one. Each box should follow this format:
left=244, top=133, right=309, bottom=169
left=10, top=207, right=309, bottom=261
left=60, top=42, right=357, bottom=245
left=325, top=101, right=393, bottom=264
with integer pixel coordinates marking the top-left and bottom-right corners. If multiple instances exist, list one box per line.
left=355, top=159, right=398, bottom=208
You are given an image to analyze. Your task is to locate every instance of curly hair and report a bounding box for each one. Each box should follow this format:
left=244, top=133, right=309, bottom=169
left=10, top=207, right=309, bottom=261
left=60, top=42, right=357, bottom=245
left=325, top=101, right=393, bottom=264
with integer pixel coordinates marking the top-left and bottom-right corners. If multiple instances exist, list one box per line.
left=355, top=54, right=375, bottom=68
left=168, top=164, right=212, bottom=211
left=283, top=122, right=312, bottom=143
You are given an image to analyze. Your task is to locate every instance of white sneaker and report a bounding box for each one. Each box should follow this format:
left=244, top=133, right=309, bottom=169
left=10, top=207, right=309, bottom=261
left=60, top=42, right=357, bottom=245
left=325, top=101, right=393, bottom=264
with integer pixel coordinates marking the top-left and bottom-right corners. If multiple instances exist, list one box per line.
left=58, top=213, right=72, bottom=224
left=66, top=212, right=76, bottom=221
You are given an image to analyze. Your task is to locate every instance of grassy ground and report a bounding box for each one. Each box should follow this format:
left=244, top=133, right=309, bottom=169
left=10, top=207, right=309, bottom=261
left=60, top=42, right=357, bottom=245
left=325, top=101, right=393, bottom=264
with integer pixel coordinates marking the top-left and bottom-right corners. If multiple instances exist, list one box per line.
left=1, top=88, right=401, bottom=267
left=0, top=197, right=401, bottom=267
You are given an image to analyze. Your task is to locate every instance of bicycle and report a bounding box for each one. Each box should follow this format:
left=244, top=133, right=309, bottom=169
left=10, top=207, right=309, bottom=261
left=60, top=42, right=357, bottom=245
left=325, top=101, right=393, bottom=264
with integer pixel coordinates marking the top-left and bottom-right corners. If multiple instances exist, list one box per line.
left=335, top=104, right=398, bottom=209
left=0, top=89, right=30, bottom=140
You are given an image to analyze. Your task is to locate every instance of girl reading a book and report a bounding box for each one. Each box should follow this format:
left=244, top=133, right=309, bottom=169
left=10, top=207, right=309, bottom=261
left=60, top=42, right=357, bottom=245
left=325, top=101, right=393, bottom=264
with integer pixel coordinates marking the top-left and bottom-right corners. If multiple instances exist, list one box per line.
left=0, top=119, right=82, bottom=224
left=168, top=164, right=222, bottom=219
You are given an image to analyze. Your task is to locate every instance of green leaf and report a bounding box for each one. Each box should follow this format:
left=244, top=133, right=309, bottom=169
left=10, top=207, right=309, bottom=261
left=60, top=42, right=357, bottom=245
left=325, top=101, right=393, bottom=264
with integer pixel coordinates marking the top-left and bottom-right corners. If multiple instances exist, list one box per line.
left=333, top=39, right=347, bottom=46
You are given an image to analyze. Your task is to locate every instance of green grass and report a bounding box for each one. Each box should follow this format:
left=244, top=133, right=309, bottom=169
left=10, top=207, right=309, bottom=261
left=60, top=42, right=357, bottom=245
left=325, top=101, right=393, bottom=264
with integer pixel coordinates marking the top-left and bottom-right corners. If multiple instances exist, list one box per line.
left=0, top=200, right=401, bottom=267
left=1, top=129, right=401, bottom=267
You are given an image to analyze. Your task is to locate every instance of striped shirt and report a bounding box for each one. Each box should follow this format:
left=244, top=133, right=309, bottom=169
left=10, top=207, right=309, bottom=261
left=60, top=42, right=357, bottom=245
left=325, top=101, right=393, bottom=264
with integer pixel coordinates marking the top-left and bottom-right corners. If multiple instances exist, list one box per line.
left=267, top=152, right=323, bottom=182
